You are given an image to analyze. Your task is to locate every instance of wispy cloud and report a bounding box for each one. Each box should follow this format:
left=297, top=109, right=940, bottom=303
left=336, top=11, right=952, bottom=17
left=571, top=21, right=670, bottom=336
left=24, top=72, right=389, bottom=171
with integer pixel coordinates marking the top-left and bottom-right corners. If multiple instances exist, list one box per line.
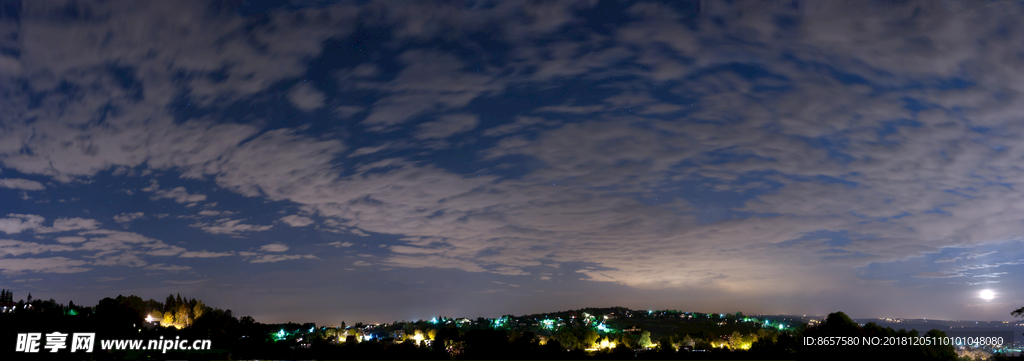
left=0, top=179, right=45, bottom=191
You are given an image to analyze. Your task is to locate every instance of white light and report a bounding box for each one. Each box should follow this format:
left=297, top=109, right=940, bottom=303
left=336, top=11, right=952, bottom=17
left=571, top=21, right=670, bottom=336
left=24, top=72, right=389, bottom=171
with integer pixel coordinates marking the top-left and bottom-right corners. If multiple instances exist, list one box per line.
left=980, top=289, right=995, bottom=300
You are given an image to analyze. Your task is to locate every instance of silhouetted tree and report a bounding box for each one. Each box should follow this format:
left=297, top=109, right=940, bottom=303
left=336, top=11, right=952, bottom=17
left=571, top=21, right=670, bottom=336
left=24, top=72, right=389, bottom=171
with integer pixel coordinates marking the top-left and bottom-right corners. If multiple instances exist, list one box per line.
left=193, top=299, right=206, bottom=321
left=165, top=294, right=176, bottom=313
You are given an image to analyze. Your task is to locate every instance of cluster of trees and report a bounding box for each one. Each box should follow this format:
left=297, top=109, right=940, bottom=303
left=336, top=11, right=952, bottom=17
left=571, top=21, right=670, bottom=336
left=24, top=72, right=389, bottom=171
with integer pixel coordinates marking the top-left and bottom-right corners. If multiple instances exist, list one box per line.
left=551, top=326, right=648, bottom=350
left=3, top=291, right=69, bottom=315
left=159, top=293, right=207, bottom=328
left=654, top=329, right=775, bottom=351
left=0, top=292, right=281, bottom=359
left=0, top=289, right=13, bottom=303
left=323, top=325, right=366, bottom=341
left=546, top=326, right=778, bottom=352
left=0, top=292, right=221, bottom=334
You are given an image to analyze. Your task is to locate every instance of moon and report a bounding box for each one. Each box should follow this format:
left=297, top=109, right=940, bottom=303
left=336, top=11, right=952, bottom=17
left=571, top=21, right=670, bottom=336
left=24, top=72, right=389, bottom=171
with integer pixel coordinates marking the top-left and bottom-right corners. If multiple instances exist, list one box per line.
left=980, top=289, right=995, bottom=300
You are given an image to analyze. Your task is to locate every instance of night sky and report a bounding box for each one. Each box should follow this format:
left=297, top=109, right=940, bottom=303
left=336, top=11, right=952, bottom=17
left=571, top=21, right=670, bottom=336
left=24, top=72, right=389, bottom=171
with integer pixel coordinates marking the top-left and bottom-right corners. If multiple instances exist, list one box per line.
left=1, top=0, right=1023, bottom=325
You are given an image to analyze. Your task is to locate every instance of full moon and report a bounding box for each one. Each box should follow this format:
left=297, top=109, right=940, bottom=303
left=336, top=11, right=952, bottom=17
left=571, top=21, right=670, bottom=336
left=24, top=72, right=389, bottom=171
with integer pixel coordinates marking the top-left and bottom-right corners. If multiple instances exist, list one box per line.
left=980, top=290, right=995, bottom=300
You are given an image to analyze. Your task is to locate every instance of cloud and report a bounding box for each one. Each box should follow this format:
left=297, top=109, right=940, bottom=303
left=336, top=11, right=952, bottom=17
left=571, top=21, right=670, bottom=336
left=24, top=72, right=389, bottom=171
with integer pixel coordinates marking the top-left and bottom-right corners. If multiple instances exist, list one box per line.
left=324, top=241, right=353, bottom=248
left=179, top=250, right=235, bottom=258
left=414, top=113, right=479, bottom=139
left=143, top=180, right=207, bottom=205
left=54, top=236, right=87, bottom=244
left=199, top=209, right=237, bottom=217
left=191, top=218, right=273, bottom=236
left=280, top=215, right=314, bottom=227
left=143, top=264, right=192, bottom=272
left=482, top=116, right=555, bottom=137
left=288, top=82, right=327, bottom=111
left=259, top=243, right=289, bottom=253
left=333, top=105, right=365, bottom=119
left=360, top=50, right=502, bottom=130
left=913, top=272, right=960, bottom=279
left=113, top=212, right=145, bottom=223
left=46, top=218, right=100, bottom=233
left=0, top=216, right=101, bottom=234
left=0, top=239, right=76, bottom=257
left=0, top=214, right=45, bottom=234
left=0, top=257, right=91, bottom=274
left=0, top=178, right=45, bottom=190
left=248, top=254, right=317, bottom=263
left=384, top=255, right=488, bottom=273
left=54, top=229, right=193, bottom=268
